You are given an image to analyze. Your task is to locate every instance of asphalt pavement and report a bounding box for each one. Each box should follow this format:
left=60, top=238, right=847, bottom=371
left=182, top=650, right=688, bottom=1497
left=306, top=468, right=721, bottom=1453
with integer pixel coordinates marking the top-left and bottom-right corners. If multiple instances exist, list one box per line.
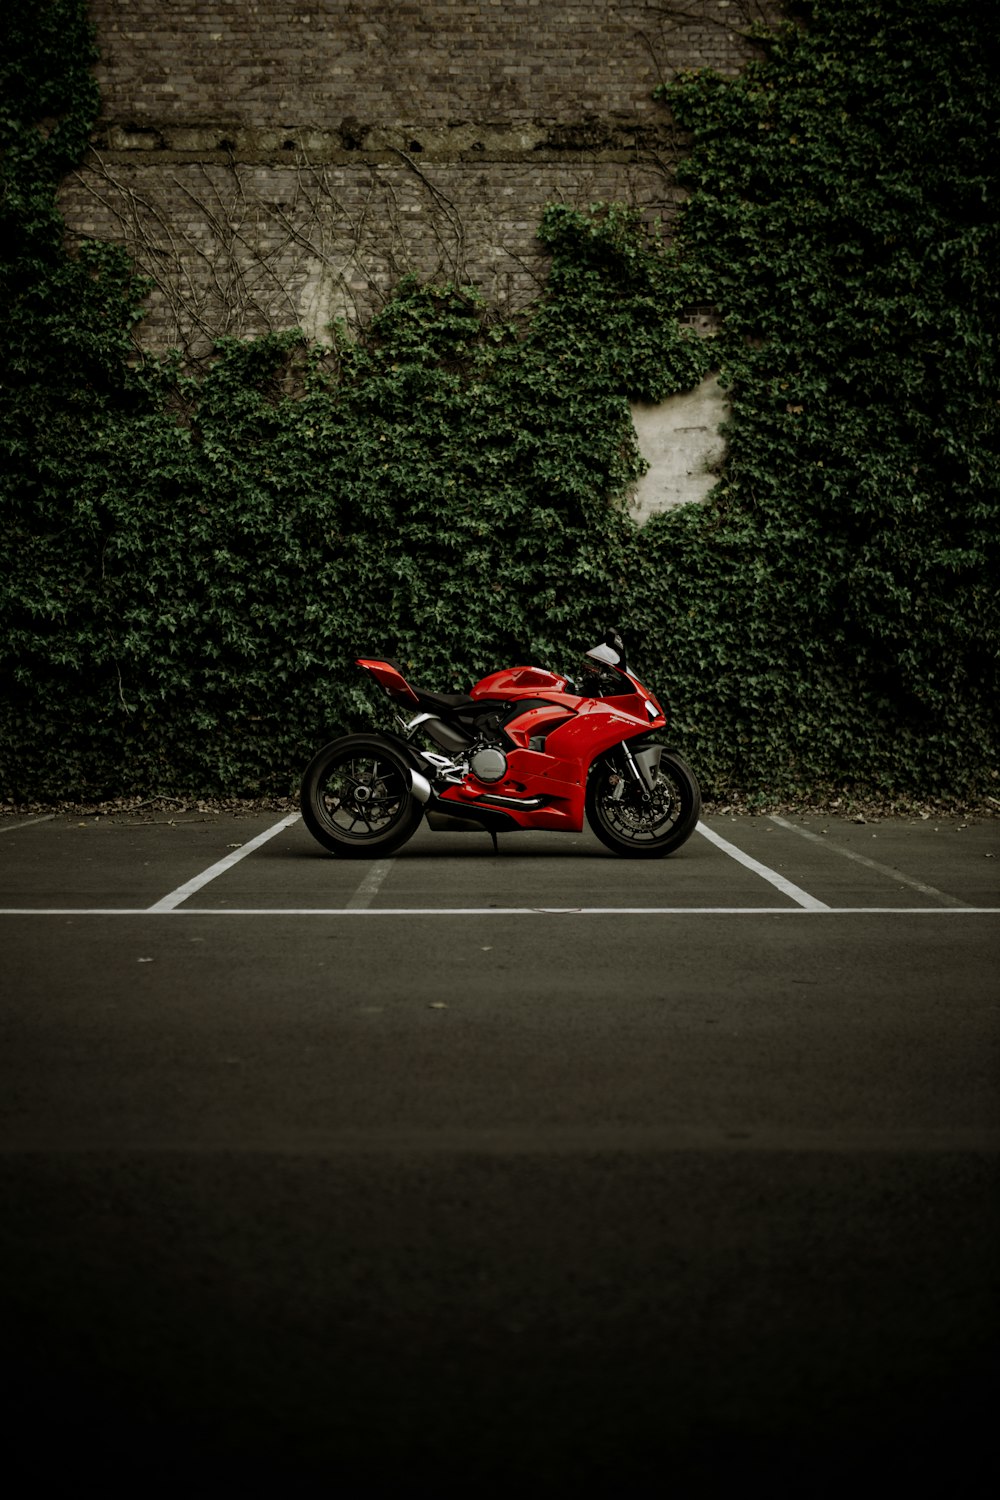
left=1, top=809, right=998, bottom=1492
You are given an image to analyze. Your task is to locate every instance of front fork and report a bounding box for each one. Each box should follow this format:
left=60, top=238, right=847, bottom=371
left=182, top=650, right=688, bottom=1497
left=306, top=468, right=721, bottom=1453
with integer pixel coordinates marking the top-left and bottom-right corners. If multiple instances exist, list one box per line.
left=608, top=740, right=664, bottom=802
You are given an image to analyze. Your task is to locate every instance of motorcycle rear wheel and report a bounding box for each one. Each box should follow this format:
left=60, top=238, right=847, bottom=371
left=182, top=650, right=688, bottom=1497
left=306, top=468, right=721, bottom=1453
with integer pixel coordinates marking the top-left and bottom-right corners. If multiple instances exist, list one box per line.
left=586, top=748, right=701, bottom=858
left=300, top=735, right=423, bottom=856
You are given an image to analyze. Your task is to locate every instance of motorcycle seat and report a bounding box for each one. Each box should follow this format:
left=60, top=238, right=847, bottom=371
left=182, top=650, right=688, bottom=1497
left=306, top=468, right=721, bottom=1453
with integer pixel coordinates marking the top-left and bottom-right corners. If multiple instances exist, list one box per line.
left=415, top=688, right=478, bottom=713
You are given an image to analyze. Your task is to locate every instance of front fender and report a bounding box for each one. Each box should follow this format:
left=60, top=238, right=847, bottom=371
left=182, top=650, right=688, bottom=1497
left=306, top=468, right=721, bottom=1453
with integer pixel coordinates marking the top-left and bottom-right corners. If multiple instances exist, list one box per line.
left=613, top=735, right=686, bottom=792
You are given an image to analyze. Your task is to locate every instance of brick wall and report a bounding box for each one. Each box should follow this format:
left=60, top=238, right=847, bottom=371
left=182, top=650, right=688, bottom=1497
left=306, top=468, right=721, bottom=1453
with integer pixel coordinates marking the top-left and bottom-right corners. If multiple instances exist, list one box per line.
left=59, top=0, right=783, bottom=354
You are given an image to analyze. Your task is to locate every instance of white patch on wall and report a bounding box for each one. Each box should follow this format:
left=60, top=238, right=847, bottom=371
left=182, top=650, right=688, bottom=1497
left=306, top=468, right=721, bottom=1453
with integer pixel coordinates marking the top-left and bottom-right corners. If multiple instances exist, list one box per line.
left=297, top=258, right=358, bottom=342
left=628, top=374, right=728, bottom=524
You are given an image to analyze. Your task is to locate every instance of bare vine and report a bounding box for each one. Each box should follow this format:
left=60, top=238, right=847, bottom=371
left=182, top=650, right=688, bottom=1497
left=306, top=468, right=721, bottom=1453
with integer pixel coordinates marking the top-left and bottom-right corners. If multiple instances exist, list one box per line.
left=69, top=142, right=577, bottom=363
left=60, top=0, right=780, bottom=364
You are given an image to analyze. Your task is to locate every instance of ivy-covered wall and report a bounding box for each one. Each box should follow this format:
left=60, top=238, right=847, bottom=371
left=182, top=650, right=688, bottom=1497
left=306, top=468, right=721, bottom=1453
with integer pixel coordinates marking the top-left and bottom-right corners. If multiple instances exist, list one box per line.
left=2, top=0, right=998, bottom=804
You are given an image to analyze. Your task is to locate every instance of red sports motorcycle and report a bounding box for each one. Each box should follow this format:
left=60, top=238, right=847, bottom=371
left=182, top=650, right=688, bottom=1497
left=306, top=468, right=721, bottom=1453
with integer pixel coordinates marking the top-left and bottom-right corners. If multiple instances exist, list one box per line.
left=300, top=631, right=701, bottom=858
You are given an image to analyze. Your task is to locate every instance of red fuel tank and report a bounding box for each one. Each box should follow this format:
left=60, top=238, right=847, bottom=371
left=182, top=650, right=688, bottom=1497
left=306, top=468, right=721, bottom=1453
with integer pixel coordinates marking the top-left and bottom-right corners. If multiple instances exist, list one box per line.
left=471, top=665, right=570, bottom=698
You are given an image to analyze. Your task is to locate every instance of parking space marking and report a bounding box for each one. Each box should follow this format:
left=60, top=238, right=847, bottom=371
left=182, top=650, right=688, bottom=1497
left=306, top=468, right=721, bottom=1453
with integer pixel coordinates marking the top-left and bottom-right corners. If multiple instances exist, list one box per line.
left=346, top=858, right=395, bottom=910
left=0, top=815, right=55, bottom=833
left=694, top=821, right=830, bottom=910
left=768, top=815, right=973, bottom=907
left=146, top=812, right=302, bottom=912
left=4, top=906, right=998, bottom=916
left=3, top=812, right=997, bottom=917
left=2, top=1124, right=997, bottom=1154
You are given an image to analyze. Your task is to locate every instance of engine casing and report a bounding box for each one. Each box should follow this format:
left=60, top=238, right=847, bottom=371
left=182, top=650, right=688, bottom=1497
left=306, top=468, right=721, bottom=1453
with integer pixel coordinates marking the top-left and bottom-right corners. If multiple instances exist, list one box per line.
left=469, top=745, right=507, bottom=783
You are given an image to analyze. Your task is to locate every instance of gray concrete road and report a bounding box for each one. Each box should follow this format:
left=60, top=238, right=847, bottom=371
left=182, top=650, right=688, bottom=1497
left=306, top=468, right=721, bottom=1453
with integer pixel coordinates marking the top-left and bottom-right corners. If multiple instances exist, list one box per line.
left=1, top=811, right=998, bottom=1490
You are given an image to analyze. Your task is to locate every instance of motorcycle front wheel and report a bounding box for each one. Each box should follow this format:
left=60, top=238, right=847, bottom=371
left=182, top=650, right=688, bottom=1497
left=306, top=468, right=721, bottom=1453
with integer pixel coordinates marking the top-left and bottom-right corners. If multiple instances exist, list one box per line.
left=586, top=748, right=701, bottom=858
left=300, top=735, right=424, bottom=856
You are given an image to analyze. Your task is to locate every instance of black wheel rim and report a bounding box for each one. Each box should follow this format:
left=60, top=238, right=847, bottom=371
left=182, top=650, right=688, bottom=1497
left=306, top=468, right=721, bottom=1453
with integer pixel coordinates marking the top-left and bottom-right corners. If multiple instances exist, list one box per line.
left=595, top=765, right=683, bottom=846
left=316, top=753, right=409, bottom=841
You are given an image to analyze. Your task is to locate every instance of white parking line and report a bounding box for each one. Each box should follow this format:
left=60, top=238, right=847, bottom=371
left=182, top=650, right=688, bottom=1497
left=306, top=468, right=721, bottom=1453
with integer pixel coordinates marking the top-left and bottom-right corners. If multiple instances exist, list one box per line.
left=3, top=906, right=998, bottom=916
left=768, top=815, right=974, bottom=908
left=2, top=1124, right=997, bottom=1154
left=694, top=821, right=830, bottom=910
left=0, top=814, right=56, bottom=833
left=146, top=812, right=302, bottom=912
left=346, top=859, right=395, bottom=910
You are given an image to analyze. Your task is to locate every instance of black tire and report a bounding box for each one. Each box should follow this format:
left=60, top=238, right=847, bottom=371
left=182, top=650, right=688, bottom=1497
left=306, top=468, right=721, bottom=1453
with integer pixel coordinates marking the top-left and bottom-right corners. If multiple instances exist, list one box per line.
left=585, top=746, right=701, bottom=858
left=300, top=735, right=423, bottom=857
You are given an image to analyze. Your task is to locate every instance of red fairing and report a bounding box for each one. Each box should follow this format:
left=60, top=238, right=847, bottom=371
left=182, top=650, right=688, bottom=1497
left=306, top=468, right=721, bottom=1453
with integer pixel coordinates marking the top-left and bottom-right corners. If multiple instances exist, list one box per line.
left=432, top=669, right=665, bottom=832
left=356, top=658, right=420, bottom=708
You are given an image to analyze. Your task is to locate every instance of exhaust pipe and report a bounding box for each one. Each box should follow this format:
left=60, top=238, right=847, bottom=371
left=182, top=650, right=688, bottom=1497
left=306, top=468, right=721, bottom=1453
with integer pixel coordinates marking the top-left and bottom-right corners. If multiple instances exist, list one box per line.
left=407, top=767, right=432, bottom=804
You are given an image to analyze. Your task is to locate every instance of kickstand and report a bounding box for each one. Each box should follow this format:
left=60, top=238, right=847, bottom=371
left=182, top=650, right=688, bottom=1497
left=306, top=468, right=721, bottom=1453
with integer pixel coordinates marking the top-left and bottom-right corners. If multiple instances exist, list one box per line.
left=489, top=829, right=499, bottom=855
